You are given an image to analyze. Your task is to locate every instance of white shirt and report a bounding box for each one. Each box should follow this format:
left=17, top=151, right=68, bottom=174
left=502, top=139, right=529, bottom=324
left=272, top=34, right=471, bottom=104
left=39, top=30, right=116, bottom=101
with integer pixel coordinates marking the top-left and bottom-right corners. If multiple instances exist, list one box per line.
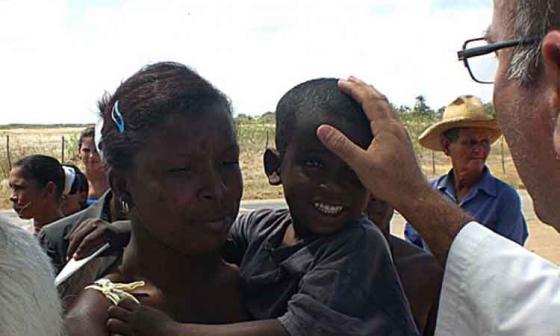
left=435, top=222, right=560, bottom=336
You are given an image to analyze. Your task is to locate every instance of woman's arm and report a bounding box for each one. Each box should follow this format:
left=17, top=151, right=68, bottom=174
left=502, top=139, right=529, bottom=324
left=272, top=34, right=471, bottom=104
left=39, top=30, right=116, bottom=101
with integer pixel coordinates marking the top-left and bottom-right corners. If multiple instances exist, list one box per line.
left=65, top=289, right=113, bottom=336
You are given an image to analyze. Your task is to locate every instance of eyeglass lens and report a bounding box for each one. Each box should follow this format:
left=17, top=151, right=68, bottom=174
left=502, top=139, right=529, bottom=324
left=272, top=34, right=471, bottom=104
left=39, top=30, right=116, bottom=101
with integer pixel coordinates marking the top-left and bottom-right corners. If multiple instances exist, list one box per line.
left=466, top=39, right=498, bottom=83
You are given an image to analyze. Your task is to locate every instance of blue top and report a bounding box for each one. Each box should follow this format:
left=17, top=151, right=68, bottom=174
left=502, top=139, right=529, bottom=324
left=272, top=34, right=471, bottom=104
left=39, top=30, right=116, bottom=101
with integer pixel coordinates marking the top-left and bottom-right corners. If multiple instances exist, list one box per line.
left=405, top=167, right=528, bottom=249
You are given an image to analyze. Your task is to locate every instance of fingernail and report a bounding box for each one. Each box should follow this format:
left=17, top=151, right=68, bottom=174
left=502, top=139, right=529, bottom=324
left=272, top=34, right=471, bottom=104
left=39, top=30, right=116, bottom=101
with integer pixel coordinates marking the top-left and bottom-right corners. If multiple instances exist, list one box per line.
left=317, top=125, right=333, bottom=139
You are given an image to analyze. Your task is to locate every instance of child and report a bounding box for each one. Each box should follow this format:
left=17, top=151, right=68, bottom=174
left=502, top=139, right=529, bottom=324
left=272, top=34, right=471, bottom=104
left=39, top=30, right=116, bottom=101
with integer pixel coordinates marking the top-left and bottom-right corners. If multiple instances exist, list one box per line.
left=107, top=78, right=419, bottom=336
left=367, top=198, right=443, bottom=336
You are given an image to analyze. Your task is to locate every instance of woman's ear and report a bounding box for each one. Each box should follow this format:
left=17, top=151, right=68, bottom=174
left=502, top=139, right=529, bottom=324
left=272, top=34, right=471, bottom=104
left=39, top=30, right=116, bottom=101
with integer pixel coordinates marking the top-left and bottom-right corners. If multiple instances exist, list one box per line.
left=44, top=181, right=59, bottom=200
left=108, top=169, right=133, bottom=208
left=263, top=148, right=282, bottom=186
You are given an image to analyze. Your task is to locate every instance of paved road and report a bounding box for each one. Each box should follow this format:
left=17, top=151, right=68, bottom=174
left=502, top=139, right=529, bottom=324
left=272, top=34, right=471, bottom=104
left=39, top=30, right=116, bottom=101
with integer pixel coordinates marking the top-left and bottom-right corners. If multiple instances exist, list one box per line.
left=0, top=190, right=536, bottom=235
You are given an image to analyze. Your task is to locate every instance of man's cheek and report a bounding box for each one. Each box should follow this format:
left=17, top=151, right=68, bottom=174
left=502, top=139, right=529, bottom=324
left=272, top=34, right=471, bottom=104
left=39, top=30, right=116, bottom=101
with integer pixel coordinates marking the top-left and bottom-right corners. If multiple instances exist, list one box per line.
left=553, top=114, right=560, bottom=155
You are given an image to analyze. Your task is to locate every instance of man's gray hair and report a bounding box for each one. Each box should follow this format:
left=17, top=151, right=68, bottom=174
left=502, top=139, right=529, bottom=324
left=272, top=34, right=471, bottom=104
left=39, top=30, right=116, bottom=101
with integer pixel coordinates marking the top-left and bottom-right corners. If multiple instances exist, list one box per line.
left=510, top=0, right=559, bottom=85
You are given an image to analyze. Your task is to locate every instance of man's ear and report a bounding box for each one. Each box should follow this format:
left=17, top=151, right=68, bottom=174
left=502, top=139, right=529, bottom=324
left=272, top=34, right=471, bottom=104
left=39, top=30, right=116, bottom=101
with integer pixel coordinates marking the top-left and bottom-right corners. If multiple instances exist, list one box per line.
left=263, top=148, right=282, bottom=186
left=108, top=169, right=134, bottom=208
left=440, top=136, right=451, bottom=156
left=542, top=30, right=560, bottom=154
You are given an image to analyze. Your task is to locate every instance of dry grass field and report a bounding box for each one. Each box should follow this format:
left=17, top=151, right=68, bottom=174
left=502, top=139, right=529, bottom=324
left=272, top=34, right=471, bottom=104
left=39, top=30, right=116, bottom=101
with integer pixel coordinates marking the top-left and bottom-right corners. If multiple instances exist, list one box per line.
left=0, top=121, right=522, bottom=208
left=2, top=120, right=560, bottom=264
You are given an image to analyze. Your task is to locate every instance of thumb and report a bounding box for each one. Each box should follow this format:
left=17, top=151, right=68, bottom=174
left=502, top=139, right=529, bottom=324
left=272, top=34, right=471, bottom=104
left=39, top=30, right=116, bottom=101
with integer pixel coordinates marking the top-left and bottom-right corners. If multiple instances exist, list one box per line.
left=317, top=124, right=366, bottom=171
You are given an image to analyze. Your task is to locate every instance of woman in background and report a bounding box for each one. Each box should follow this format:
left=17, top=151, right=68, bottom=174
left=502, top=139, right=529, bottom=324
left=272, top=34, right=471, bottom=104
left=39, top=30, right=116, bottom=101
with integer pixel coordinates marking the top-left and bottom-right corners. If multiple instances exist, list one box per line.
left=8, top=154, right=65, bottom=234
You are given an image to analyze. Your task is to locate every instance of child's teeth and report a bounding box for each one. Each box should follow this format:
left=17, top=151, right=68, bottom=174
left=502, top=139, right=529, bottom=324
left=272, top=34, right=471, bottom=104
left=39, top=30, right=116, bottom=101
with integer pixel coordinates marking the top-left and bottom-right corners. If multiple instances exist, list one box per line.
left=314, top=202, right=343, bottom=216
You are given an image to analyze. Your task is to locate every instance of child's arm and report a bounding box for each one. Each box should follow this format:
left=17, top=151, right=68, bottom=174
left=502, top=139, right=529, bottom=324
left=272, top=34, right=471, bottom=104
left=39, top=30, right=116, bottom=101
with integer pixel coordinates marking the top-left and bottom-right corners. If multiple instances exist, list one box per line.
left=107, top=300, right=289, bottom=336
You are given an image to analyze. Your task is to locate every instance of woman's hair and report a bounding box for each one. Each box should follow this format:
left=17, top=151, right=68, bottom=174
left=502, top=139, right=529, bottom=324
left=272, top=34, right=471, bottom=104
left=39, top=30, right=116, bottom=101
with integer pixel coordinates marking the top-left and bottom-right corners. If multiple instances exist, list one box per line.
left=13, top=155, right=65, bottom=199
left=100, top=62, right=232, bottom=172
left=78, top=126, right=95, bottom=150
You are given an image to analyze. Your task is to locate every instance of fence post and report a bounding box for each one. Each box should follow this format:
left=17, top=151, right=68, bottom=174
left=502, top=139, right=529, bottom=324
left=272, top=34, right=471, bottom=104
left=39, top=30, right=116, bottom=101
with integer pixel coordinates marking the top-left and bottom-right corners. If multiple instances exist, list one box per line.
left=501, top=137, right=506, bottom=174
left=61, top=136, right=65, bottom=163
left=6, top=135, right=11, bottom=171
left=431, top=150, right=436, bottom=175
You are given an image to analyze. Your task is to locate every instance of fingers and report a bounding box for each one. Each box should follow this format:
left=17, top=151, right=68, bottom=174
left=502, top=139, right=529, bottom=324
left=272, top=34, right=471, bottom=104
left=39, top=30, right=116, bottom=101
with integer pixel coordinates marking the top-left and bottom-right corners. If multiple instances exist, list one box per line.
left=108, top=304, right=133, bottom=321
left=67, top=219, right=100, bottom=260
left=316, top=125, right=367, bottom=174
left=337, top=77, right=399, bottom=135
left=107, top=318, right=132, bottom=335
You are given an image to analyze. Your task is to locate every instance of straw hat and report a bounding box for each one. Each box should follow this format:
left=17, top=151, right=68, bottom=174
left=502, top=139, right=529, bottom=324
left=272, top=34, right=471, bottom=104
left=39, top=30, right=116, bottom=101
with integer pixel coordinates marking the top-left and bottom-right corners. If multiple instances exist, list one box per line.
left=418, top=95, right=501, bottom=151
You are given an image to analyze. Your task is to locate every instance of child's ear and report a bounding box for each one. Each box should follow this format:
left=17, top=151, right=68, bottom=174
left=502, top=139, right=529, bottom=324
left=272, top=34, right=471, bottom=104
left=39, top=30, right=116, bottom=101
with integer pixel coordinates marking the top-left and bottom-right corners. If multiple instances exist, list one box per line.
left=263, top=148, right=282, bottom=186
left=108, top=169, right=134, bottom=208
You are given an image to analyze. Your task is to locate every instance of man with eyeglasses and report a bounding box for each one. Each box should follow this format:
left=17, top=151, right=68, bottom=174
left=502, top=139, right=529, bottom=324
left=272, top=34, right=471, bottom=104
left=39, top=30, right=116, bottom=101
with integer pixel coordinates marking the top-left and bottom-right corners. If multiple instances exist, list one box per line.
left=316, top=1, right=560, bottom=335
left=404, top=95, right=528, bottom=251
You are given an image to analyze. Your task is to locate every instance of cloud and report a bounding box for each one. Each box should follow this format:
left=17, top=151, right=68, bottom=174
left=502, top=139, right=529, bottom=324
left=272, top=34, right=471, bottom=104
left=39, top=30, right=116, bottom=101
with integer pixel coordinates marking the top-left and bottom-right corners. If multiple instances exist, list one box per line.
left=0, top=0, right=494, bottom=124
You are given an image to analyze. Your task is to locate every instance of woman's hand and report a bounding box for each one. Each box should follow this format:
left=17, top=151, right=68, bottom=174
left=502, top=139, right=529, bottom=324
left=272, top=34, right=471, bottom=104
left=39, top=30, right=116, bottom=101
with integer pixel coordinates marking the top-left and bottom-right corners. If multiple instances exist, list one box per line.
left=67, top=219, right=131, bottom=260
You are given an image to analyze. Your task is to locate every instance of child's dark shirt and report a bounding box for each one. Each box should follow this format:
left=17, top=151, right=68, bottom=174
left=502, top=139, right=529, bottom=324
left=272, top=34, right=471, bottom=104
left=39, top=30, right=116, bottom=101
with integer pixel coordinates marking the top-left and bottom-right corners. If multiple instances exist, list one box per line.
left=223, top=208, right=419, bottom=336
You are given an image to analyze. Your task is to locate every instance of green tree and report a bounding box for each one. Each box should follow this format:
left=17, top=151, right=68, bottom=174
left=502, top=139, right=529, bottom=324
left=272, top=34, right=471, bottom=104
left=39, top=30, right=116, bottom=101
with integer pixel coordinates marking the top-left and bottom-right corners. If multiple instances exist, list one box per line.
left=414, top=95, right=431, bottom=114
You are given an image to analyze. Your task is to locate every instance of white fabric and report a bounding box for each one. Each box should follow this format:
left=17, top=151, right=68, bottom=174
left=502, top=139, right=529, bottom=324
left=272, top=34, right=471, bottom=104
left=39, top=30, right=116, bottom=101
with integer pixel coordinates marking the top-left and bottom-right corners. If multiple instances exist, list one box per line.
left=62, top=165, right=76, bottom=195
left=0, top=214, right=63, bottom=336
left=435, top=222, right=560, bottom=336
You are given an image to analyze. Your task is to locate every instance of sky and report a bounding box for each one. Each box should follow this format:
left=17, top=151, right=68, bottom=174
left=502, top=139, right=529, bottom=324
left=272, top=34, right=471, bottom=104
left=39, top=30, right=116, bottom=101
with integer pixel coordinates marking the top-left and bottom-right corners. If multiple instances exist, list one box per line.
left=0, top=0, right=494, bottom=124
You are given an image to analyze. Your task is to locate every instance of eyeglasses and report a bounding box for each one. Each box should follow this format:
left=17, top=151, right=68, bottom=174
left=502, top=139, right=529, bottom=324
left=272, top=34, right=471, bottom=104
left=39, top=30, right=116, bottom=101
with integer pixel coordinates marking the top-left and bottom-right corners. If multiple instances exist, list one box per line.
left=457, top=37, right=540, bottom=84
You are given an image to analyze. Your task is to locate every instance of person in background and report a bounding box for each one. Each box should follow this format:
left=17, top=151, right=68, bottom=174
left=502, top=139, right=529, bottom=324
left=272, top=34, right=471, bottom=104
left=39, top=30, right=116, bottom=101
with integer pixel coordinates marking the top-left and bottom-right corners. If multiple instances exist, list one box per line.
left=61, top=164, right=89, bottom=216
left=367, top=197, right=442, bottom=336
left=79, top=95, right=110, bottom=205
left=405, top=95, right=528, bottom=249
left=8, top=154, right=65, bottom=234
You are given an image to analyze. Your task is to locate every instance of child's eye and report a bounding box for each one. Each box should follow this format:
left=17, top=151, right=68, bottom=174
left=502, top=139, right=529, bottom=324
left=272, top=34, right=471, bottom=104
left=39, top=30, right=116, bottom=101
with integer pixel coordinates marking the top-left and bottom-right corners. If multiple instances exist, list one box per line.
left=168, top=166, right=192, bottom=174
left=304, top=159, right=323, bottom=168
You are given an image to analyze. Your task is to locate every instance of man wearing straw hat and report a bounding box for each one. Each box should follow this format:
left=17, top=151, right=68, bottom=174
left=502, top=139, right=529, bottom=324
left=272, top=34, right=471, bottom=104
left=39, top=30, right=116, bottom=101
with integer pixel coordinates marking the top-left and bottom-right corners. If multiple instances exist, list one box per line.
left=404, top=95, right=528, bottom=249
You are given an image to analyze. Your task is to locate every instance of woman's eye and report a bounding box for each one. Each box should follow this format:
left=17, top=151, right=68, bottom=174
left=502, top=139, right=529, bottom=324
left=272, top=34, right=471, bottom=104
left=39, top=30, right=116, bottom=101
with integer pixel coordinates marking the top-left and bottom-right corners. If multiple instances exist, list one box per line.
left=221, top=160, right=239, bottom=168
left=304, top=160, right=323, bottom=168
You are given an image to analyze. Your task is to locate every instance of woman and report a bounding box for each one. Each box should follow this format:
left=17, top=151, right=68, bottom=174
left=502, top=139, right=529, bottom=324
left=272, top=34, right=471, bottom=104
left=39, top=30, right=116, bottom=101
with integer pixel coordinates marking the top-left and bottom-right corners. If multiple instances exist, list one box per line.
left=78, top=124, right=109, bottom=205
left=65, top=62, right=246, bottom=335
left=8, top=154, right=65, bottom=234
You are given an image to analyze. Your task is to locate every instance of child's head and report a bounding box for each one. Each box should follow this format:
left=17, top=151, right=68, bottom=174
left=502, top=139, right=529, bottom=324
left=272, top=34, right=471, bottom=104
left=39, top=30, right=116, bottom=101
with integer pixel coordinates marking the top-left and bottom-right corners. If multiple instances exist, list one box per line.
left=9, top=154, right=64, bottom=219
left=265, top=78, right=373, bottom=235
left=100, top=62, right=242, bottom=255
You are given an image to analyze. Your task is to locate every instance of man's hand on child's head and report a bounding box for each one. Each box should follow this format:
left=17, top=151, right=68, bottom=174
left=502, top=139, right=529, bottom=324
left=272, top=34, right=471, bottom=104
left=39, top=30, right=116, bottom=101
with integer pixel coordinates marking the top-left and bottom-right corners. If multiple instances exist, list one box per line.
left=316, top=76, right=429, bottom=212
left=107, top=299, right=179, bottom=336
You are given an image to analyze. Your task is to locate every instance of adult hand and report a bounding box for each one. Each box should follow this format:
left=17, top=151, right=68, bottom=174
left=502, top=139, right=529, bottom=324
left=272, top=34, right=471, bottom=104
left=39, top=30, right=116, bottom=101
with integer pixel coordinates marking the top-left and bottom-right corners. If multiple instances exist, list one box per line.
left=67, top=219, right=131, bottom=260
left=317, top=76, right=472, bottom=263
left=316, top=76, right=428, bottom=211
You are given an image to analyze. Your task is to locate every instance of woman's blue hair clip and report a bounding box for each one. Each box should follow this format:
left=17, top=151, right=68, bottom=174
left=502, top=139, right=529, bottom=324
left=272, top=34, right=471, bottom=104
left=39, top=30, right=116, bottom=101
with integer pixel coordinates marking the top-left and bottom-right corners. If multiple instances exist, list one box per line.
left=111, top=100, right=125, bottom=134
